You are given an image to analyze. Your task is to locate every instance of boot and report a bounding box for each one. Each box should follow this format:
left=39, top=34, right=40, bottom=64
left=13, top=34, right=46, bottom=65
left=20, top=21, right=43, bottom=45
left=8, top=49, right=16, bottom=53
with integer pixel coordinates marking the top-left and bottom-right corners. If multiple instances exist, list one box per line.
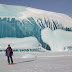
left=11, top=62, right=14, bottom=64
left=8, top=63, right=10, bottom=65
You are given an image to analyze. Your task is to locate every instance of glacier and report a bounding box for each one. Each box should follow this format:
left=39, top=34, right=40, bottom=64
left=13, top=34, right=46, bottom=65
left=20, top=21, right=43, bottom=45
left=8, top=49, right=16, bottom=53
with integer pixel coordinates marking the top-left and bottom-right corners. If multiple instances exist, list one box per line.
left=0, top=4, right=72, bottom=51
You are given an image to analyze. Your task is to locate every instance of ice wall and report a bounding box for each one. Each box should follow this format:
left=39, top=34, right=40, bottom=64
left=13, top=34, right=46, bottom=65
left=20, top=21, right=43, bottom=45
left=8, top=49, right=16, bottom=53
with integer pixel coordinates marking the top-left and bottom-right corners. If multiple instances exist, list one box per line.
left=0, top=4, right=72, bottom=51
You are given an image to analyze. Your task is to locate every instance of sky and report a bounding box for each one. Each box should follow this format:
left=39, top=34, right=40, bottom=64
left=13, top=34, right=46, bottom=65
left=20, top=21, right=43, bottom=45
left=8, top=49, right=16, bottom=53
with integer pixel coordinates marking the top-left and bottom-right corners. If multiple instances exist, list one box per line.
left=0, top=0, right=72, bottom=17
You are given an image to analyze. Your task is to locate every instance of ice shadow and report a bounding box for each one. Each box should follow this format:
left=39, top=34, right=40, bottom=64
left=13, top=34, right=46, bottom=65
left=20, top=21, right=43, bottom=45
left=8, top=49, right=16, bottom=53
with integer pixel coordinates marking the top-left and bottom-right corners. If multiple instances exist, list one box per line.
left=14, top=59, right=35, bottom=65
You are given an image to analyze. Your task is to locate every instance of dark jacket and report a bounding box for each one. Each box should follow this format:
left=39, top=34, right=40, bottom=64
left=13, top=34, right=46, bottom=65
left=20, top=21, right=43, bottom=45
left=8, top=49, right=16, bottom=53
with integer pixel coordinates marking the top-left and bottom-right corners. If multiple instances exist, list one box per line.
left=6, top=47, right=13, bottom=57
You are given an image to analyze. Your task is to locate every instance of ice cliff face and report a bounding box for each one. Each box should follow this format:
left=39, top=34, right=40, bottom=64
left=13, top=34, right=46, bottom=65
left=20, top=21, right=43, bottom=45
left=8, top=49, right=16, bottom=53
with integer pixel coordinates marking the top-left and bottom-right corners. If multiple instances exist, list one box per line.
left=0, top=4, right=72, bottom=51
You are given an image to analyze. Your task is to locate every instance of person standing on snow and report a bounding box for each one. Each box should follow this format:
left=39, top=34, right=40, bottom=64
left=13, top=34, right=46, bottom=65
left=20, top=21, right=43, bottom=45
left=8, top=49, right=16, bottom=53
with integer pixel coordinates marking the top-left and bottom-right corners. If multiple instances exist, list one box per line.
left=6, top=44, right=13, bottom=65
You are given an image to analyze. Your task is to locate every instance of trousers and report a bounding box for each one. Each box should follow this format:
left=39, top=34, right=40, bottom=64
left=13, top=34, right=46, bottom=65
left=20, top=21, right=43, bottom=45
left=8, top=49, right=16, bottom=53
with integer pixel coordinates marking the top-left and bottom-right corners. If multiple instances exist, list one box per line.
left=7, top=56, right=13, bottom=63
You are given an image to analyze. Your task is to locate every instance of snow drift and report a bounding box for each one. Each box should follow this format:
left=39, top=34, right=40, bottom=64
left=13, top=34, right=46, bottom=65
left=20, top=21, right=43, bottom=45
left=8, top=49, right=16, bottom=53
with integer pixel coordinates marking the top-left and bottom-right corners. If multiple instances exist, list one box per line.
left=0, top=37, right=41, bottom=49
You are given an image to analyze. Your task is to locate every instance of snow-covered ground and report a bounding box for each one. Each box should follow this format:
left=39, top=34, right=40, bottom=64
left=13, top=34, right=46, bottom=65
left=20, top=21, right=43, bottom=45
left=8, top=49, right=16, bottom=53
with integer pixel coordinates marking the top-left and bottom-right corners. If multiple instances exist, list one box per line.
left=0, top=36, right=72, bottom=72
left=0, top=51, right=72, bottom=72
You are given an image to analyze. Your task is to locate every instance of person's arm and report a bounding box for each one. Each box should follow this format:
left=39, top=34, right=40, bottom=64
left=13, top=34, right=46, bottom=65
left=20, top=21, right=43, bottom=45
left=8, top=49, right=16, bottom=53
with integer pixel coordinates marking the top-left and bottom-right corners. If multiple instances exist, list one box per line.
left=12, top=48, right=13, bottom=55
left=11, top=48, right=13, bottom=55
left=5, top=49, right=7, bottom=56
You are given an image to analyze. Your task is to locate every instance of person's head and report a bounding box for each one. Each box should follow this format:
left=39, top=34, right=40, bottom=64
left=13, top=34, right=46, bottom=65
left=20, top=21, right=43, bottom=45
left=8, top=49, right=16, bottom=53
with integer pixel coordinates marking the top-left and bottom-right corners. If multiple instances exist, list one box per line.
left=8, top=44, right=10, bottom=47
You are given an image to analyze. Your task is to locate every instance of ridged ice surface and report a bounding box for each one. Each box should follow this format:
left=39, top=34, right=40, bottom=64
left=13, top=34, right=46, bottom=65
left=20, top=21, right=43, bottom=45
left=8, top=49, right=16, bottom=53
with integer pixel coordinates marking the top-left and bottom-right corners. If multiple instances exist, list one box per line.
left=0, top=4, right=72, bottom=51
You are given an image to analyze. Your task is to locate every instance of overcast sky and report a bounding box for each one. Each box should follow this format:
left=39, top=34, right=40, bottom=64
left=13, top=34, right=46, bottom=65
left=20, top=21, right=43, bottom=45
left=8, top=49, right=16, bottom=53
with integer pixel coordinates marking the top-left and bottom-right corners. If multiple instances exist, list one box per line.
left=0, top=0, right=72, bottom=17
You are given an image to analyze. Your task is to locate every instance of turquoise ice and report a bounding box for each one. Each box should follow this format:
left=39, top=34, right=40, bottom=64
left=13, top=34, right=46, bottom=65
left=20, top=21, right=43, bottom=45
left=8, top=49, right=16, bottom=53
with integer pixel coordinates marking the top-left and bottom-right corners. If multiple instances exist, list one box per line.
left=0, top=4, right=72, bottom=51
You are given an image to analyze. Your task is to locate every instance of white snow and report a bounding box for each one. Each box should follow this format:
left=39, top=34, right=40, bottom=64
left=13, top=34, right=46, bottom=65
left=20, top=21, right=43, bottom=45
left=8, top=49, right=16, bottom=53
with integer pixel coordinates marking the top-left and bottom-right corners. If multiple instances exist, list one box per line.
left=19, top=6, right=72, bottom=28
left=0, top=51, right=72, bottom=72
left=0, top=37, right=41, bottom=49
left=22, top=54, right=37, bottom=58
left=41, top=28, right=72, bottom=51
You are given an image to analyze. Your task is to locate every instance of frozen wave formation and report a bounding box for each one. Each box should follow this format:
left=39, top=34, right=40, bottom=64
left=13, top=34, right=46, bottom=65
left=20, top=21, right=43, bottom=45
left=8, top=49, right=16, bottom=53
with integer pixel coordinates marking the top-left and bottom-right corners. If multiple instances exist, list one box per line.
left=0, top=4, right=72, bottom=51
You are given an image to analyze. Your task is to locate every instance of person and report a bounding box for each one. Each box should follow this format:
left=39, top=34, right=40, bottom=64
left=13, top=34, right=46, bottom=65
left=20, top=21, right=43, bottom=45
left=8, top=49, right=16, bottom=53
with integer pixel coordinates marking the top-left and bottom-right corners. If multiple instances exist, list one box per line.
left=6, top=44, right=13, bottom=65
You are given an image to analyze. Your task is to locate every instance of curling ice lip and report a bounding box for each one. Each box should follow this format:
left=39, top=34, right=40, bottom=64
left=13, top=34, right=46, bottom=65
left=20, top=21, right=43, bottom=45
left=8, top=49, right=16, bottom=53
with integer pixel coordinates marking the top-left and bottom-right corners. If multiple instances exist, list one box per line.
left=41, top=28, right=72, bottom=51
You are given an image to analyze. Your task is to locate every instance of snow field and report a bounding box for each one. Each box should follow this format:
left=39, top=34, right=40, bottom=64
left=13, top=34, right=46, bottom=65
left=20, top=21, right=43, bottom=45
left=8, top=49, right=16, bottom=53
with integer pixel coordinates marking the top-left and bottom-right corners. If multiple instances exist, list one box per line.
left=0, top=51, right=72, bottom=72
